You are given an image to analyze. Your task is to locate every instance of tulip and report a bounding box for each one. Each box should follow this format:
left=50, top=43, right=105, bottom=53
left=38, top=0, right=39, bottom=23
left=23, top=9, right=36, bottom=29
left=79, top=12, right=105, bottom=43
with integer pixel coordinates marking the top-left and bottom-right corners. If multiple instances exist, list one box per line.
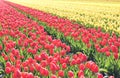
left=111, top=45, right=118, bottom=53
left=5, top=67, right=11, bottom=74
left=6, top=61, right=11, bottom=67
left=62, top=63, right=67, bottom=69
left=79, top=64, right=85, bottom=71
left=40, top=60, right=48, bottom=67
left=109, top=76, right=114, bottom=78
left=68, top=71, right=74, bottom=78
left=97, top=73, right=103, bottom=78
left=13, top=69, right=21, bottom=78
left=40, top=68, right=49, bottom=76
left=29, top=65, right=35, bottom=72
left=27, top=73, right=34, bottom=78
left=51, top=75, right=57, bottom=78
left=50, top=62, right=57, bottom=72
left=58, top=70, right=64, bottom=77
left=70, top=59, right=76, bottom=66
left=78, top=70, right=84, bottom=77
left=105, top=51, right=111, bottom=57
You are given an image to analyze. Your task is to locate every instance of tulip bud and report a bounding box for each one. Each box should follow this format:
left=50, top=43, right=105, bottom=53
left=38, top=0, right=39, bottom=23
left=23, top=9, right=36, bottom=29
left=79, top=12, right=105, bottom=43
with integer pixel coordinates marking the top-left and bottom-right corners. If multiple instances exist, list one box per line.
left=97, top=73, right=103, bottom=78
left=68, top=71, right=74, bottom=77
left=58, top=70, right=64, bottom=77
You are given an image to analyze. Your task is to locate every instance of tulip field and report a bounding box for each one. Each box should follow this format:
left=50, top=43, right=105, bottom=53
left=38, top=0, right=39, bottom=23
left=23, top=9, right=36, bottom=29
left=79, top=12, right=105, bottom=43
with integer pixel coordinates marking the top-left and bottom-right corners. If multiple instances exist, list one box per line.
left=7, top=0, right=120, bottom=34
left=0, top=0, right=120, bottom=78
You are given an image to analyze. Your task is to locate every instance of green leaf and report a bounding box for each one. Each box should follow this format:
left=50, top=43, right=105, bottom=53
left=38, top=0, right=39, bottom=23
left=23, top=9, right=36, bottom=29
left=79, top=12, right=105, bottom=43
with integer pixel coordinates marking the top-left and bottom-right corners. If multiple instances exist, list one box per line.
left=99, top=68, right=108, bottom=73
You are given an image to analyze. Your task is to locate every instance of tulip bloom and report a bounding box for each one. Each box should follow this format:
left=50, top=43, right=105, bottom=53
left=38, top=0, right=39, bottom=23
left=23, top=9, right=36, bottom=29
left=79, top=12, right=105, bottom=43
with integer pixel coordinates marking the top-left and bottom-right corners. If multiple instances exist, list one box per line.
left=68, top=71, right=74, bottom=78
left=58, top=70, right=64, bottom=77
left=97, top=73, right=103, bottom=78
left=5, top=67, right=11, bottom=74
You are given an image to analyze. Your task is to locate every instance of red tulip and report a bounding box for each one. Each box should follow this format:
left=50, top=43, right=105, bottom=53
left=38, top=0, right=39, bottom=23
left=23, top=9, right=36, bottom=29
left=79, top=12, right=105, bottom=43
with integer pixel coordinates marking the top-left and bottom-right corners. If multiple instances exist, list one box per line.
left=4, top=55, right=8, bottom=61
left=76, top=58, right=82, bottom=64
left=68, top=71, right=74, bottom=78
left=97, top=73, right=103, bottom=78
left=24, top=67, right=28, bottom=72
left=47, top=56, right=53, bottom=64
left=5, top=67, right=11, bottom=74
left=111, top=45, right=118, bottom=53
left=79, top=64, right=85, bottom=71
left=100, top=39, right=107, bottom=46
left=40, top=51, right=48, bottom=60
left=73, top=54, right=78, bottom=59
left=86, top=61, right=99, bottom=73
left=6, top=61, right=11, bottom=67
left=27, top=73, right=34, bottom=78
left=62, top=63, right=67, bottom=69
left=51, top=75, right=57, bottom=78
left=40, top=60, right=48, bottom=67
left=91, top=64, right=99, bottom=73
left=60, top=50, right=66, bottom=56
left=70, top=59, right=76, bottom=66
left=29, top=65, right=35, bottom=72
left=13, top=69, right=21, bottom=78
left=49, top=49, right=54, bottom=55
left=78, top=70, right=84, bottom=77
left=40, top=68, right=49, bottom=76
left=58, top=70, right=64, bottom=77
left=21, top=72, right=27, bottom=78
left=50, top=62, right=57, bottom=71
left=105, top=51, right=111, bottom=57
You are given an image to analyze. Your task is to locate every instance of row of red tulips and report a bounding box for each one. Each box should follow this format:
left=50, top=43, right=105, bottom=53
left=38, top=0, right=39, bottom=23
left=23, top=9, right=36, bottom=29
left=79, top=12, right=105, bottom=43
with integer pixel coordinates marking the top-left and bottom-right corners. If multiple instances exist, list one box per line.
left=0, top=0, right=114, bottom=78
left=5, top=1, right=120, bottom=77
